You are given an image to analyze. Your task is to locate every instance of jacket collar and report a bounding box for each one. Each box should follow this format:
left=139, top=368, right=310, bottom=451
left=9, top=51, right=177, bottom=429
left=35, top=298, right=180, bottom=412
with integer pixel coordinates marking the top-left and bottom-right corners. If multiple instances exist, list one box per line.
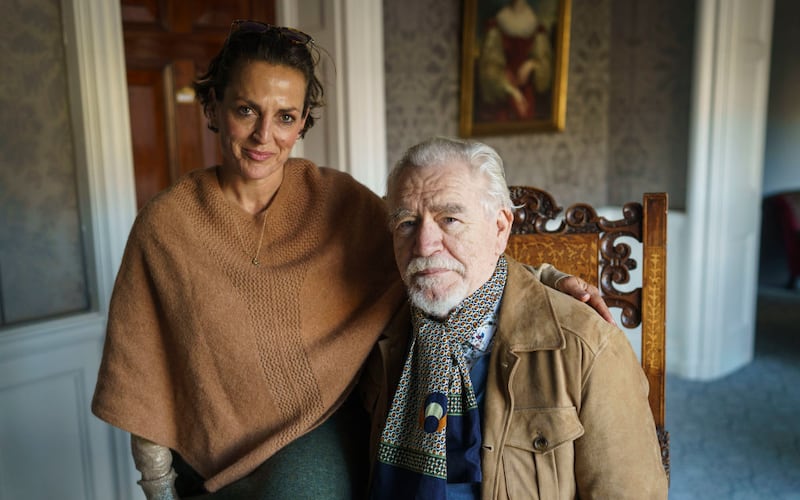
left=495, top=256, right=566, bottom=352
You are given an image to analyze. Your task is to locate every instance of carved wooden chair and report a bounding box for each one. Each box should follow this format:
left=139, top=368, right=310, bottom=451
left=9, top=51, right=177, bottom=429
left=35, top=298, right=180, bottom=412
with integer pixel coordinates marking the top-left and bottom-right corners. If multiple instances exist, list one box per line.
left=505, top=186, right=670, bottom=479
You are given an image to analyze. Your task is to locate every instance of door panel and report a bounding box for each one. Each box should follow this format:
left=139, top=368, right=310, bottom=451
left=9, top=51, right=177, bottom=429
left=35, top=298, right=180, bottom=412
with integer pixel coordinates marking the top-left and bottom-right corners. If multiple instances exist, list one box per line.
left=128, top=68, right=172, bottom=208
left=0, top=335, right=112, bottom=500
left=122, top=0, right=275, bottom=208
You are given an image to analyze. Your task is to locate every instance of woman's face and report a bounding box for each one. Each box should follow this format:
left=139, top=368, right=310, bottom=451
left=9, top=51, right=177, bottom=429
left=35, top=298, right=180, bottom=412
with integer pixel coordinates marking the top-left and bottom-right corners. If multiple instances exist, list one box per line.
left=213, top=61, right=307, bottom=182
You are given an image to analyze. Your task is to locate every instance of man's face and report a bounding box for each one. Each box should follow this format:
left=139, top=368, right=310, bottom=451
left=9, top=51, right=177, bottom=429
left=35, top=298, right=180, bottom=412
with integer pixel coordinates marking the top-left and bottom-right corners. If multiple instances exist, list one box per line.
left=388, top=161, right=513, bottom=318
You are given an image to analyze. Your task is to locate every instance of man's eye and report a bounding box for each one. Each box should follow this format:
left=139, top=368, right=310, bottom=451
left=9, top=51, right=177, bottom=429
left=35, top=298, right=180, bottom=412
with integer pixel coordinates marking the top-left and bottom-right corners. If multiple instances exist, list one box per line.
left=396, top=220, right=417, bottom=231
left=237, top=106, right=255, bottom=116
left=280, top=113, right=296, bottom=124
left=442, top=217, right=459, bottom=224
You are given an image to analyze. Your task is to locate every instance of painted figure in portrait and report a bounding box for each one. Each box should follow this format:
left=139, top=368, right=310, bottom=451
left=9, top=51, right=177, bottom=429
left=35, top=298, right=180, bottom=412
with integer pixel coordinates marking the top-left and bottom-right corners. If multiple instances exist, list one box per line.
left=460, top=0, right=569, bottom=135
left=477, top=0, right=554, bottom=122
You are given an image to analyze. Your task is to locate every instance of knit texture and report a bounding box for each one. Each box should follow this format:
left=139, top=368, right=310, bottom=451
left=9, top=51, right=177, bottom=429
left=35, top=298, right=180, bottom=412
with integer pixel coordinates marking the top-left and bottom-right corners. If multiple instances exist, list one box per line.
left=92, top=159, right=406, bottom=491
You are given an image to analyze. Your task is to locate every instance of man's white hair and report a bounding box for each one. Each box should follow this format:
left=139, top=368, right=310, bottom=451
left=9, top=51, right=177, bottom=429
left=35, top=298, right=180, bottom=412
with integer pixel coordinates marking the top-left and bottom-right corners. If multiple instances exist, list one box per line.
left=387, top=136, right=514, bottom=214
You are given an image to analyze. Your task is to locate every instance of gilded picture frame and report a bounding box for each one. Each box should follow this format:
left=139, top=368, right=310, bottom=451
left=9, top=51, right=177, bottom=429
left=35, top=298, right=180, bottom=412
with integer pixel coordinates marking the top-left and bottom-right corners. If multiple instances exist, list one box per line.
left=459, top=0, right=571, bottom=136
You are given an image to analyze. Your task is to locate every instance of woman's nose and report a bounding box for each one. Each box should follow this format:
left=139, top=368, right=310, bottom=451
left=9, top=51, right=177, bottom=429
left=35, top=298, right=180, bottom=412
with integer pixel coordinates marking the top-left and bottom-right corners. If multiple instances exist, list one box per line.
left=252, top=117, right=270, bottom=142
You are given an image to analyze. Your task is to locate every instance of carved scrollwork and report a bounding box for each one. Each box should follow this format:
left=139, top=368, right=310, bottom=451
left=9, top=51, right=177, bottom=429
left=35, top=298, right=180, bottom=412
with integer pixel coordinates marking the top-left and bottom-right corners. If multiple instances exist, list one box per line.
left=509, top=186, right=645, bottom=328
left=563, top=203, right=599, bottom=233
left=509, top=186, right=564, bottom=233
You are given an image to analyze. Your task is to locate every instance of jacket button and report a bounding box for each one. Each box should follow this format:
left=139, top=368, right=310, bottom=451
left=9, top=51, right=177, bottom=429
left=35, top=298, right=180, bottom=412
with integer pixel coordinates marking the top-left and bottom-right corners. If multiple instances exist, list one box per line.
left=533, top=435, right=548, bottom=451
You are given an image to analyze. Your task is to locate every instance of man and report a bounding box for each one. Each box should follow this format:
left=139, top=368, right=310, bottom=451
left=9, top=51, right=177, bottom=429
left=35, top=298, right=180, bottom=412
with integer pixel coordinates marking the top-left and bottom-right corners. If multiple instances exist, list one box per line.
left=365, top=137, right=668, bottom=499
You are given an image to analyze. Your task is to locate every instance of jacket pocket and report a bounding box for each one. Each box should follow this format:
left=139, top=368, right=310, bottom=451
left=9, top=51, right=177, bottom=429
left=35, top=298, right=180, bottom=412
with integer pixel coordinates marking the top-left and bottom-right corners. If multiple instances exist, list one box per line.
left=502, top=407, right=584, bottom=500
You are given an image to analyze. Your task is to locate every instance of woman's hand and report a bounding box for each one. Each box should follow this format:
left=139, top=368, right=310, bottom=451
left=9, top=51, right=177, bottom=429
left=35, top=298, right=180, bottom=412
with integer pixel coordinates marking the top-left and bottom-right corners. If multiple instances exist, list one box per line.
left=556, top=276, right=616, bottom=325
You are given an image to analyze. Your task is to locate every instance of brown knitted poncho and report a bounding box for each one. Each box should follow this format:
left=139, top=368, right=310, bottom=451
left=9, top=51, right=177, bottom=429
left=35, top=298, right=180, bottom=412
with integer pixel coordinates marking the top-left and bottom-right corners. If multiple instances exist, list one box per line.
left=91, top=160, right=406, bottom=491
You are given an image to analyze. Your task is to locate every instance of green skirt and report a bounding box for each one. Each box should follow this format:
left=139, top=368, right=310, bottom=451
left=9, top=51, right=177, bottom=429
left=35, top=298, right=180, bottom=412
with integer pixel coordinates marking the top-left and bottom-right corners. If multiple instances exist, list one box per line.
left=177, top=395, right=370, bottom=500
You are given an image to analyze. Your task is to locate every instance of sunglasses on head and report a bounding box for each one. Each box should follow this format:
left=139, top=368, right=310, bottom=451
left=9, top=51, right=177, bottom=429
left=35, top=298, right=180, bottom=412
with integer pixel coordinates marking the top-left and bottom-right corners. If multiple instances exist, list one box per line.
left=229, top=20, right=314, bottom=46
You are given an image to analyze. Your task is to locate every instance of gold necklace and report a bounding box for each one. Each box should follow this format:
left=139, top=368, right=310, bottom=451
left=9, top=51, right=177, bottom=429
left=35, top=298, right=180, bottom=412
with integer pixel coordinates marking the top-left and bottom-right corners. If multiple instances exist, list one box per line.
left=235, top=210, right=269, bottom=266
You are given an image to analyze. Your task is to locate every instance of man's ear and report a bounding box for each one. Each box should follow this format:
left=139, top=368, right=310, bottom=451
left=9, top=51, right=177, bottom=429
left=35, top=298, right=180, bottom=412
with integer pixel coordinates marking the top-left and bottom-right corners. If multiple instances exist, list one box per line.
left=495, top=207, right=514, bottom=254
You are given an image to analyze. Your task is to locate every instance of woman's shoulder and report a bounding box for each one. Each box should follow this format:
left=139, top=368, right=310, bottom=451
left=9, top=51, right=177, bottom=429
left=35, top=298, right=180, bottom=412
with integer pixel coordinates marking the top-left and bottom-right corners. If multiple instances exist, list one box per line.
left=282, top=159, right=389, bottom=238
left=288, top=158, right=367, bottom=185
left=287, top=158, right=383, bottom=204
left=134, top=167, right=216, bottom=227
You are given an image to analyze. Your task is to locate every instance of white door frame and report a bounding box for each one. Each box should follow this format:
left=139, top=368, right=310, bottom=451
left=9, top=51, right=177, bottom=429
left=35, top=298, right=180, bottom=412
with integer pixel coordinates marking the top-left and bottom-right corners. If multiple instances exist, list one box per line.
left=63, top=0, right=141, bottom=497
left=278, top=0, right=388, bottom=195
left=678, top=0, right=774, bottom=380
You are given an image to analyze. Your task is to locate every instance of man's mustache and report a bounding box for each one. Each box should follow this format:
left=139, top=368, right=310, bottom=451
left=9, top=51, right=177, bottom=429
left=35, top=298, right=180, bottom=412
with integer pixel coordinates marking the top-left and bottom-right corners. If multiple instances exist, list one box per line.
left=405, top=256, right=465, bottom=279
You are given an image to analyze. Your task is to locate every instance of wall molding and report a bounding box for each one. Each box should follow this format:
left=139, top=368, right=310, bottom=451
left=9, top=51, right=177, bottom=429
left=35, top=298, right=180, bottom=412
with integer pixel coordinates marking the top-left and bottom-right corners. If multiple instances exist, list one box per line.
left=680, top=0, right=774, bottom=380
left=278, top=0, right=388, bottom=195
left=62, top=0, right=139, bottom=498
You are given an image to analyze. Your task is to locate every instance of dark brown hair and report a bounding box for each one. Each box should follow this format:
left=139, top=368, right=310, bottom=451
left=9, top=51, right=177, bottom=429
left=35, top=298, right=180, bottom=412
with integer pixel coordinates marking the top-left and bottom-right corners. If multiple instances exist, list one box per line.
left=193, top=27, right=324, bottom=138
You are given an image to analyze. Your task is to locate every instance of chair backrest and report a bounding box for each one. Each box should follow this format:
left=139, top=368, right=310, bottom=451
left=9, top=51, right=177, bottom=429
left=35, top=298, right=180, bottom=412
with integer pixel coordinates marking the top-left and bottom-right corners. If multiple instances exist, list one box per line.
left=505, top=186, right=670, bottom=478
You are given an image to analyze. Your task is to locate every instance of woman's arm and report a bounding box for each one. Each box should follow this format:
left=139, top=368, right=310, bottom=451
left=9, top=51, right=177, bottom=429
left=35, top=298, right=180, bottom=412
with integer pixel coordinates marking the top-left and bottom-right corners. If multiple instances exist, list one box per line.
left=529, top=263, right=615, bottom=324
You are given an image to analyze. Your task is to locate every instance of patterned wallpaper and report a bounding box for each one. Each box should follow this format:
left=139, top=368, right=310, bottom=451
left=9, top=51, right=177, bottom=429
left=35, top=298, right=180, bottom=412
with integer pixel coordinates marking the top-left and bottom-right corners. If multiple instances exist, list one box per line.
left=383, top=0, right=694, bottom=209
left=0, top=0, right=89, bottom=326
left=609, top=0, right=694, bottom=208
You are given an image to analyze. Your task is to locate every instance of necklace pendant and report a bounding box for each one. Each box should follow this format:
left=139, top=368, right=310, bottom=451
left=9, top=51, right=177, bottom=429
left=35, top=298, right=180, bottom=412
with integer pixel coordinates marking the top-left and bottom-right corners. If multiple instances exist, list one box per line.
left=251, top=257, right=260, bottom=266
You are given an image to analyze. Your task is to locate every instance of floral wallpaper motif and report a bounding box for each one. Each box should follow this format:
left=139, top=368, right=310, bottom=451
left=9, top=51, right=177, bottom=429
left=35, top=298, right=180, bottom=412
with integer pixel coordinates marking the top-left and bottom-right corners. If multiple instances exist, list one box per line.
left=609, top=0, right=694, bottom=209
left=0, top=0, right=89, bottom=326
left=383, top=0, right=693, bottom=210
left=383, top=0, right=464, bottom=165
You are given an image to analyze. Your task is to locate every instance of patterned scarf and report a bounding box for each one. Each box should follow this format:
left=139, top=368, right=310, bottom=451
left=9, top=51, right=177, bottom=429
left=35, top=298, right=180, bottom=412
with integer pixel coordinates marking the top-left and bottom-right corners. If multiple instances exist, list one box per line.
left=371, top=257, right=508, bottom=499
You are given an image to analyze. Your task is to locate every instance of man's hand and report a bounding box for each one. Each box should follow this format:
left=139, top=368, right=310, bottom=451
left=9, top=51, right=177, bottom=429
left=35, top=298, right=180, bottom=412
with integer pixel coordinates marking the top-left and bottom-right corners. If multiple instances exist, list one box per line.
left=556, top=276, right=616, bottom=325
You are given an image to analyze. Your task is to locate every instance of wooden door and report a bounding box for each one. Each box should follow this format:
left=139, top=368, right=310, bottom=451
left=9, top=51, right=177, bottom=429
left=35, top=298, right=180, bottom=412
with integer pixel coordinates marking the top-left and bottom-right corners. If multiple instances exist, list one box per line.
left=122, top=0, right=275, bottom=209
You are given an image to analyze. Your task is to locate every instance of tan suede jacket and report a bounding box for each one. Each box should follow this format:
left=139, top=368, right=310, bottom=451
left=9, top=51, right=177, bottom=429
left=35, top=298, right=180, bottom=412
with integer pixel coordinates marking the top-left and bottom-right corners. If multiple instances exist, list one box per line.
left=360, top=257, right=668, bottom=499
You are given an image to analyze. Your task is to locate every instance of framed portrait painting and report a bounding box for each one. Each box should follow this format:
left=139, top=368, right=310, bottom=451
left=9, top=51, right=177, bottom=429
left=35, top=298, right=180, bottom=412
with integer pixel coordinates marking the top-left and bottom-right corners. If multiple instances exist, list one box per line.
left=459, top=0, right=571, bottom=136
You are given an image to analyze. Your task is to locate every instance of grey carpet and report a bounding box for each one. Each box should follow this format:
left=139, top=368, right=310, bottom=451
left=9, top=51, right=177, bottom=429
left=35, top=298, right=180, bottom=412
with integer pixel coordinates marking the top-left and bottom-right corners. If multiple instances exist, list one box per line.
left=666, top=287, right=800, bottom=499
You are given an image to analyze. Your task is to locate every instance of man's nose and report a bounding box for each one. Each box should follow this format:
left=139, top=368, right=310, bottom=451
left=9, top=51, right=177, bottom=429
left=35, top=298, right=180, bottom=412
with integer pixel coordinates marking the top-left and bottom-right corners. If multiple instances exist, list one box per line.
left=414, top=219, right=443, bottom=256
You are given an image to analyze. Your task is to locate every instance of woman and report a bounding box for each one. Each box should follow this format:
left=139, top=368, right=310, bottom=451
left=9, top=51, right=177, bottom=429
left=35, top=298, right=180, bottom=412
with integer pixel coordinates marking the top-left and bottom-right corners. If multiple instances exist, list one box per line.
left=91, top=21, right=608, bottom=499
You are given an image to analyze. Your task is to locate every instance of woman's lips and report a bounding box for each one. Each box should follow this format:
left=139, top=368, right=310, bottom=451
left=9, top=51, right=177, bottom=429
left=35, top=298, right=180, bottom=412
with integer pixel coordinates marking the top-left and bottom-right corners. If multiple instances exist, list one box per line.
left=245, top=149, right=273, bottom=162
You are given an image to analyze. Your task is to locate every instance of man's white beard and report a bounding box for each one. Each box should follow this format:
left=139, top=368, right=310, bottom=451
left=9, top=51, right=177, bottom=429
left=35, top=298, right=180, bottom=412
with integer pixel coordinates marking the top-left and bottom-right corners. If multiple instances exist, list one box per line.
left=404, top=256, right=468, bottom=319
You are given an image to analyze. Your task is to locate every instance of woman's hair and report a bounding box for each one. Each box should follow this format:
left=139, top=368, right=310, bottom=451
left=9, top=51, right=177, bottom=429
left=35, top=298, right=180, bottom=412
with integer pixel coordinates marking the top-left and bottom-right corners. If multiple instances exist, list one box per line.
left=387, top=136, right=514, bottom=213
left=193, top=27, right=324, bottom=138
